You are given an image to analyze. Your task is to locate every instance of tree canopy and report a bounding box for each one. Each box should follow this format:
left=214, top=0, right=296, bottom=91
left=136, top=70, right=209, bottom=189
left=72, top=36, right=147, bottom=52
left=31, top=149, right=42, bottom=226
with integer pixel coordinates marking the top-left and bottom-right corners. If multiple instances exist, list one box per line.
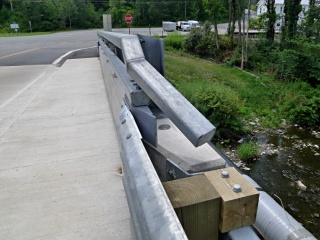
left=0, top=0, right=230, bottom=32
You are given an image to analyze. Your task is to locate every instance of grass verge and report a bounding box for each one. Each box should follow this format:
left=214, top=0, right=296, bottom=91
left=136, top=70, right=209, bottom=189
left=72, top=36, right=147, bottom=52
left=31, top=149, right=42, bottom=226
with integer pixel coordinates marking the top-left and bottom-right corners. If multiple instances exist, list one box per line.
left=164, top=50, right=320, bottom=138
left=0, top=32, right=55, bottom=37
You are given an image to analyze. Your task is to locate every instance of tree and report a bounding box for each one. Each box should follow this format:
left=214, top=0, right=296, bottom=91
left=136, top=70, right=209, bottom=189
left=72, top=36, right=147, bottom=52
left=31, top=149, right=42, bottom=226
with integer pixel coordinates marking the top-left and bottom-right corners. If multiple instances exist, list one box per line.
left=246, top=0, right=251, bottom=62
left=266, top=0, right=276, bottom=41
left=189, top=1, right=200, bottom=20
left=228, top=0, right=237, bottom=48
left=107, top=0, right=129, bottom=27
left=203, top=0, right=227, bottom=49
left=236, top=0, right=246, bottom=69
left=303, top=0, right=320, bottom=41
left=282, top=0, right=302, bottom=41
left=62, top=0, right=78, bottom=28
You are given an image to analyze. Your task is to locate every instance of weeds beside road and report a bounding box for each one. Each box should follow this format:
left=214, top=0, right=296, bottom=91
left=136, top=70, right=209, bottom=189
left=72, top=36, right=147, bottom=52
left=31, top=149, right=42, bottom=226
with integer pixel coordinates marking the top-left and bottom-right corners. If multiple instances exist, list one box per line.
left=165, top=50, right=319, bottom=141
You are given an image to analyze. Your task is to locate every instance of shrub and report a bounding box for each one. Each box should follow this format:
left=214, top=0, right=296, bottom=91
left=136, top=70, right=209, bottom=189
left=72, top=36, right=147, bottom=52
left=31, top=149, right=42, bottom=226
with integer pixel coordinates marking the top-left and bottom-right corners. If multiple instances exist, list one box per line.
left=183, top=22, right=233, bottom=62
left=276, top=40, right=320, bottom=85
left=178, top=81, right=244, bottom=138
left=276, top=49, right=307, bottom=81
left=237, top=141, right=259, bottom=160
left=163, top=32, right=184, bottom=50
left=184, top=28, right=203, bottom=52
left=246, top=39, right=279, bottom=73
left=279, top=82, right=320, bottom=126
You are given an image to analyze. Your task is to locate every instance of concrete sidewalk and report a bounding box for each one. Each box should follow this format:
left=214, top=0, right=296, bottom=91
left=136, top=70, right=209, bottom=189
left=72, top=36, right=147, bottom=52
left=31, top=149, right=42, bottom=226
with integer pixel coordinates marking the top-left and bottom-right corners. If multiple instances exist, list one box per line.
left=0, top=58, right=135, bottom=239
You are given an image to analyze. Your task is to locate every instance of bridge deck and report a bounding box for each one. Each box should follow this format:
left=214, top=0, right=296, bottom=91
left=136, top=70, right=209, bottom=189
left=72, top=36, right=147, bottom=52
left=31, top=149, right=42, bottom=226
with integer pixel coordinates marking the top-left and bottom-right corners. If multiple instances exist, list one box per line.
left=0, top=58, right=135, bottom=239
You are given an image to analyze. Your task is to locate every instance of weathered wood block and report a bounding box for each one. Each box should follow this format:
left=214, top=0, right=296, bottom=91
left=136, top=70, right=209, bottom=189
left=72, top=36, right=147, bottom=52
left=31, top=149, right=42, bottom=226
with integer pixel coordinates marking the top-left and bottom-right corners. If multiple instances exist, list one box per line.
left=204, top=167, right=259, bottom=233
left=163, top=175, right=221, bottom=240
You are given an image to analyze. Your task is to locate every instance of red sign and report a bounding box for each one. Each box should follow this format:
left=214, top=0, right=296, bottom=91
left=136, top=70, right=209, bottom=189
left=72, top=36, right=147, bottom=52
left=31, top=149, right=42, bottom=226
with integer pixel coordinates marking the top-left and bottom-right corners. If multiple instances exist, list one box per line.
left=125, top=14, right=132, bottom=23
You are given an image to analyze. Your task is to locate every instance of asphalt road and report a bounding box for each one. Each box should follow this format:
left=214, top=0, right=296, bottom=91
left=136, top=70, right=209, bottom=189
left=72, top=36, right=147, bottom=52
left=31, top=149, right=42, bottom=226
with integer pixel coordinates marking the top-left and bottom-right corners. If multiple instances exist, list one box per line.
left=0, top=27, right=171, bottom=67
left=0, top=29, right=101, bottom=66
left=0, top=28, right=167, bottom=109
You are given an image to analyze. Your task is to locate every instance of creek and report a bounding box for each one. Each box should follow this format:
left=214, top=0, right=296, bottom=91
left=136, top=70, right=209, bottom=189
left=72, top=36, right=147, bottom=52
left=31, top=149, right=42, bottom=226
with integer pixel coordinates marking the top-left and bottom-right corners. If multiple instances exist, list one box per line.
left=223, top=125, right=320, bottom=238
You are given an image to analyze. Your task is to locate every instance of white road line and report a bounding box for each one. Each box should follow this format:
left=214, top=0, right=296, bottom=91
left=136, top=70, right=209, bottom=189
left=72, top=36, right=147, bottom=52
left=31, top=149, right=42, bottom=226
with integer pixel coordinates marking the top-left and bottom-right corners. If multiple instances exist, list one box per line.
left=52, top=46, right=97, bottom=65
left=0, top=71, right=46, bottom=111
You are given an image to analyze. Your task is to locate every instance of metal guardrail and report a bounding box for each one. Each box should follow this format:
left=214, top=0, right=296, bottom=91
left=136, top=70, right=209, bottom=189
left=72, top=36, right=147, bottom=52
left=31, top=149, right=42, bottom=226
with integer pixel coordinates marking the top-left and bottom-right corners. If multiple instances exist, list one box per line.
left=98, top=31, right=215, bottom=147
left=97, top=31, right=317, bottom=240
left=98, top=34, right=188, bottom=239
left=119, top=106, right=188, bottom=240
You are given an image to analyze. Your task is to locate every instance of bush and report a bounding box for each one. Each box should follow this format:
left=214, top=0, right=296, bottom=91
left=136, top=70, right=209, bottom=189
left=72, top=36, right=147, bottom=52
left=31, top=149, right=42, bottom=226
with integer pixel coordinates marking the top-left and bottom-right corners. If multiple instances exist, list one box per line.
left=178, top=81, right=244, bottom=137
left=276, top=40, right=320, bottom=86
left=279, top=82, right=320, bottom=126
left=183, top=22, right=233, bottom=62
left=163, top=32, right=184, bottom=50
left=276, top=49, right=308, bottom=81
left=184, top=28, right=203, bottom=52
left=246, top=39, right=279, bottom=73
left=237, top=141, right=259, bottom=160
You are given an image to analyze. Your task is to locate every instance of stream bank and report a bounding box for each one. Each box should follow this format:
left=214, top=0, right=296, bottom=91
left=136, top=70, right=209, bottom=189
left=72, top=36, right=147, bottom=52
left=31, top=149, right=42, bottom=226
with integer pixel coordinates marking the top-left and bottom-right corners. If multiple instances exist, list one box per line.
left=219, top=124, right=320, bottom=239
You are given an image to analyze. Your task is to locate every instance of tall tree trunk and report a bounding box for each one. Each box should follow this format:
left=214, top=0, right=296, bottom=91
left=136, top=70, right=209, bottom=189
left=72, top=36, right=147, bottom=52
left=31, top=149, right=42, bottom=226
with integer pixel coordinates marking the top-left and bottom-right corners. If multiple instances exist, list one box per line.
left=10, top=0, right=13, bottom=11
left=237, top=0, right=244, bottom=69
left=228, top=1, right=232, bottom=34
left=213, top=12, right=220, bottom=49
left=246, top=0, right=251, bottom=62
left=242, top=13, right=245, bottom=69
left=229, top=0, right=237, bottom=49
left=238, top=14, right=241, bottom=42
left=266, top=0, right=276, bottom=41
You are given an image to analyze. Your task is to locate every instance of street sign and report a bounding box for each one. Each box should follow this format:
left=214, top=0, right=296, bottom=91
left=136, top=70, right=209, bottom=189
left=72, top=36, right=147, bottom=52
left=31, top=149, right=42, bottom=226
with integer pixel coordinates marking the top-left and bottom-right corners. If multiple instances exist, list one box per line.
left=10, top=23, right=19, bottom=29
left=125, top=14, right=132, bottom=23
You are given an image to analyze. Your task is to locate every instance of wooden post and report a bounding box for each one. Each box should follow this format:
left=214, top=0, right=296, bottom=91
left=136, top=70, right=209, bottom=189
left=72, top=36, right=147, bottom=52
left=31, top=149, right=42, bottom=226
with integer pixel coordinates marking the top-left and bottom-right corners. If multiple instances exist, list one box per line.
left=204, top=167, right=259, bottom=233
left=163, top=175, right=221, bottom=240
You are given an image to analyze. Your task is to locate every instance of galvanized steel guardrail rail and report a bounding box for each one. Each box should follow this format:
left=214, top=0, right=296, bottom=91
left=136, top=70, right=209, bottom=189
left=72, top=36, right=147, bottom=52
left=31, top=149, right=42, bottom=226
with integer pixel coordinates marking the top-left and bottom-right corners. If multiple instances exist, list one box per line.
left=98, top=31, right=215, bottom=147
left=97, top=31, right=188, bottom=239
left=97, top=31, right=317, bottom=240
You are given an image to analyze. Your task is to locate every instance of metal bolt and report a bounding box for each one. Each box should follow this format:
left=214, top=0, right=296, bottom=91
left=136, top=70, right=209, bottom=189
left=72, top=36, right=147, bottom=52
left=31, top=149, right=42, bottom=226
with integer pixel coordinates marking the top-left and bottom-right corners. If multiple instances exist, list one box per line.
left=121, top=118, right=126, bottom=124
left=232, top=184, right=242, bottom=193
left=126, top=133, right=132, bottom=139
left=221, top=171, right=229, bottom=178
left=158, top=124, right=171, bottom=130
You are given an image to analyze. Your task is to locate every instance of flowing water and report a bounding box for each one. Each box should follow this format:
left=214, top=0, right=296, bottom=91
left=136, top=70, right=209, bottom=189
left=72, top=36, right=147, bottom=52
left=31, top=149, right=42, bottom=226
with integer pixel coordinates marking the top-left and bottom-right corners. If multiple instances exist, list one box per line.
left=242, top=126, right=320, bottom=238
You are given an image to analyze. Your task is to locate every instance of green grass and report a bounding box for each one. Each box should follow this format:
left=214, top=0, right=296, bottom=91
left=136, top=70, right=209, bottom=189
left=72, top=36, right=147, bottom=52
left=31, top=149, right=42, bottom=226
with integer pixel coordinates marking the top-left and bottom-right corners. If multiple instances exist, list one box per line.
left=0, top=32, right=55, bottom=37
left=164, top=51, right=283, bottom=128
left=237, top=141, right=259, bottom=160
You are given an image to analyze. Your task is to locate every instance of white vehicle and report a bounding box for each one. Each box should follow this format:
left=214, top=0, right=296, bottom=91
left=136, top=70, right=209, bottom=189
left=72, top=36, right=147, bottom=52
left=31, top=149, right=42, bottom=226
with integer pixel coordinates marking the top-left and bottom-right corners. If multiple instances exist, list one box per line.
left=176, top=21, right=191, bottom=31
left=188, top=20, right=200, bottom=29
left=162, top=21, right=176, bottom=32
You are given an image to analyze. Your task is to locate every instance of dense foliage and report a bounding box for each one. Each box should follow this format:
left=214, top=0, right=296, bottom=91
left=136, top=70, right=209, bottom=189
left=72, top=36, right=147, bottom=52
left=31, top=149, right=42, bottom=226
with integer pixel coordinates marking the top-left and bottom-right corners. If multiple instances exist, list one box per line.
left=0, top=0, right=230, bottom=32
left=164, top=0, right=320, bottom=132
left=0, top=0, right=103, bottom=32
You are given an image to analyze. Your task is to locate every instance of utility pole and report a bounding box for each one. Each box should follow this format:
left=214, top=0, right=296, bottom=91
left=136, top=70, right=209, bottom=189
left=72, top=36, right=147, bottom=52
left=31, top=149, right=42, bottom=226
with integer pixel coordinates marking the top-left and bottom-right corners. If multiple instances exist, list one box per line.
left=185, top=1, right=187, bottom=20
left=10, top=0, right=13, bottom=11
